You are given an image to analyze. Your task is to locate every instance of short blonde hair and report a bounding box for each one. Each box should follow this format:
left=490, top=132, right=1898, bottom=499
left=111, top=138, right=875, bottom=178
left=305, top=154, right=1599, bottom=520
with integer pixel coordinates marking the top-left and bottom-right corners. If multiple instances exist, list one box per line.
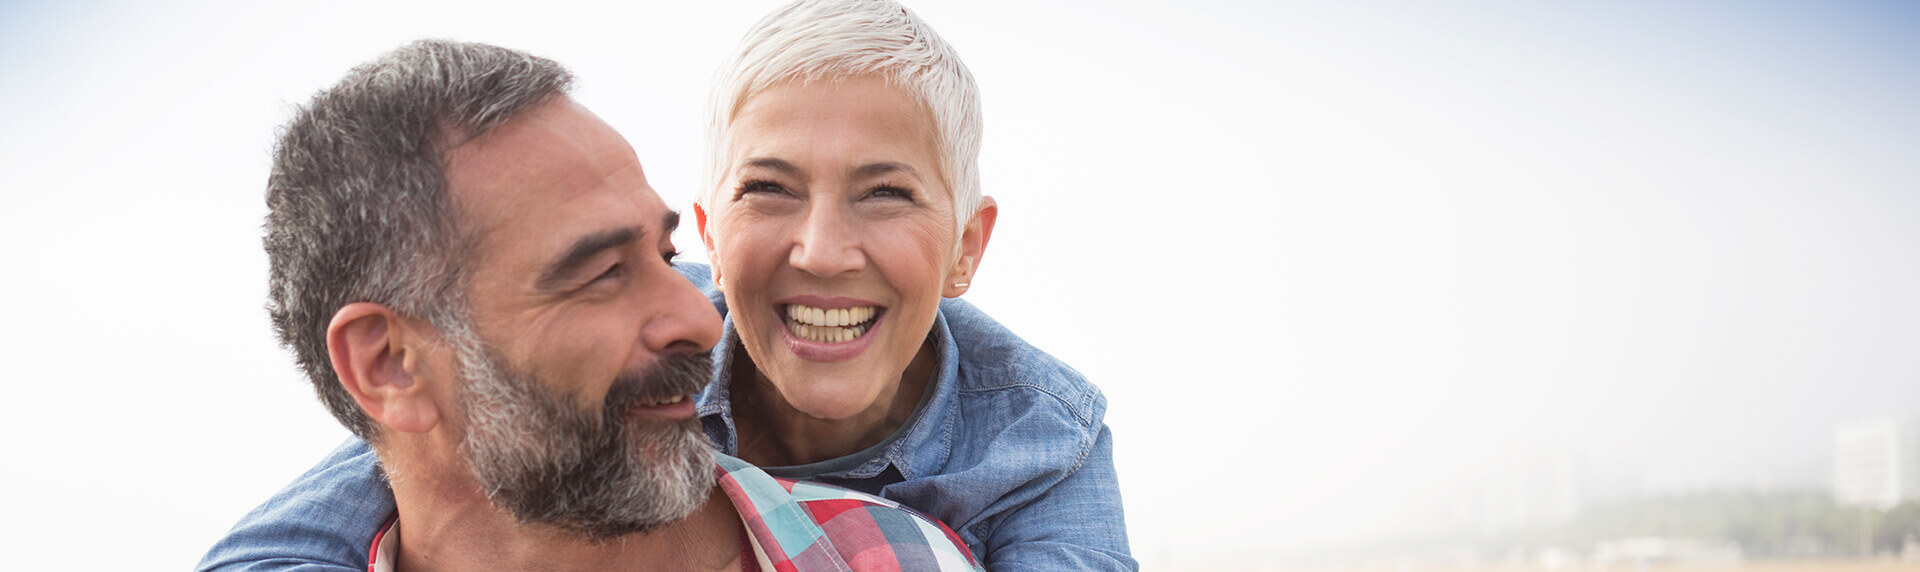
left=701, top=0, right=984, bottom=231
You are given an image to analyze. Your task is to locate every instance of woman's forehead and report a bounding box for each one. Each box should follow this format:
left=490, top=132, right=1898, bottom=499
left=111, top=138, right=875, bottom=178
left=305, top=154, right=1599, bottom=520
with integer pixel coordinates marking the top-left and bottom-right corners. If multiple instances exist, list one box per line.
left=729, top=80, right=942, bottom=173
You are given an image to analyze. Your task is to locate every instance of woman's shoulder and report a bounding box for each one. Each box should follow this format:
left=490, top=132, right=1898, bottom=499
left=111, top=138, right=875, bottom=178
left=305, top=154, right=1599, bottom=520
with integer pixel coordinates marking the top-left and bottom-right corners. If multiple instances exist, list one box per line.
left=674, top=261, right=715, bottom=293
left=937, top=298, right=1106, bottom=430
left=673, top=262, right=729, bottom=311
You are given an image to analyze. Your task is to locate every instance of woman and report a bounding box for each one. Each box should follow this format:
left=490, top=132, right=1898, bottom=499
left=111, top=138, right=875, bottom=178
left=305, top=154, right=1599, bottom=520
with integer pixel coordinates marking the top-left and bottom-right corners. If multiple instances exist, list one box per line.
left=689, top=1, right=1132, bottom=568
left=199, top=1, right=1132, bottom=569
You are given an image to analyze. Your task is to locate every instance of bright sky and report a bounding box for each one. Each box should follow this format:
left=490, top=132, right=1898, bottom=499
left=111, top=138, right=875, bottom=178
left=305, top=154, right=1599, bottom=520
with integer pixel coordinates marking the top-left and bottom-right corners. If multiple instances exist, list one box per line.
left=2, top=0, right=1917, bottom=569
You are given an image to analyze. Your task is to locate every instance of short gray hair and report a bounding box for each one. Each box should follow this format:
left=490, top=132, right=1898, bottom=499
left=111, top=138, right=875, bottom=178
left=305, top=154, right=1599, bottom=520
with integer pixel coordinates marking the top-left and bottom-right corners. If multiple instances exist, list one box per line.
left=264, top=39, right=574, bottom=441
left=701, top=0, right=984, bottom=232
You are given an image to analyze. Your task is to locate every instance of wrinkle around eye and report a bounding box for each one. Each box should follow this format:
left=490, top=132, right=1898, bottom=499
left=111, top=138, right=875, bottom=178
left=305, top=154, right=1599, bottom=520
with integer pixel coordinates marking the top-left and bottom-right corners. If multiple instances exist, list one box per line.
left=733, top=178, right=797, bottom=200
left=863, top=185, right=916, bottom=202
left=730, top=186, right=806, bottom=219
left=596, top=262, right=624, bottom=281
left=572, top=262, right=624, bottom=294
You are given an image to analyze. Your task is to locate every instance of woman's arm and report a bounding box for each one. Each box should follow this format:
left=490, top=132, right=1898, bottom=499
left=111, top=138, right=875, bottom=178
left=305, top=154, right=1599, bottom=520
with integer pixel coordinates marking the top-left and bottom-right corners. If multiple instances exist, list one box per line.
left=929, top=297, right=1138, bottom=570
left=980, top=425, right=1136, bottom=571
left=196, top=438, right=392, bottom=571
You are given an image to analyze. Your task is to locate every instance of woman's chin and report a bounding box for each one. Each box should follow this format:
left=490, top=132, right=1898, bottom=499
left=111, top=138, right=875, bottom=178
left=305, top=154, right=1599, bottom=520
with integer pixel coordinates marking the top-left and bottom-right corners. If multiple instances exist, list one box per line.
left=776, top=381, right=887, bottom=422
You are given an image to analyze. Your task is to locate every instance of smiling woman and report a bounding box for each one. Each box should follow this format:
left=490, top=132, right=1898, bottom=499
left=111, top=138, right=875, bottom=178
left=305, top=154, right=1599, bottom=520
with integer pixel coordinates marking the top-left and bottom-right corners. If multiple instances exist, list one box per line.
left=686, top=2, right=1132, bottom=568
left=703, top=76, right=987, bottom=460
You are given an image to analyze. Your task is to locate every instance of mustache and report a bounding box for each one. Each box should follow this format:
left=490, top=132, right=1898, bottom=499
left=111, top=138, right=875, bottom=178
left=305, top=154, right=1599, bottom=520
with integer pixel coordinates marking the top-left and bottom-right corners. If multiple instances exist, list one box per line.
left=457, top=347, right=716, bottom=539
left=600, top=351, right=713, bottom=415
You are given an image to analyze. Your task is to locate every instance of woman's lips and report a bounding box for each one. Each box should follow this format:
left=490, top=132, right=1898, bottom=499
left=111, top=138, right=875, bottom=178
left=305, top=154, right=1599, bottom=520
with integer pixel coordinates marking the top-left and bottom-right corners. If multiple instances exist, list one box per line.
left=774, top=297, right=884, bottom=362
left=784, top=304, right=878, bottom=343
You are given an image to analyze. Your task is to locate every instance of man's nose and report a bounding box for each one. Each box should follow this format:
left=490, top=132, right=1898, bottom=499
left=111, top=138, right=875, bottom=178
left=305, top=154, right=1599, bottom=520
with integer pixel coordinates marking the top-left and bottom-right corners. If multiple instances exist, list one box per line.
left=788, top=204, right=865, bottom=277
left=638, top=266, right=724, bottom=356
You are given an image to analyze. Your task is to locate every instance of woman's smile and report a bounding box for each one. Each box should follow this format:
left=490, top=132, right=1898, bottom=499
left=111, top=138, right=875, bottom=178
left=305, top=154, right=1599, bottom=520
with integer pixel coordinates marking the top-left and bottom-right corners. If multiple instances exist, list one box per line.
left=775, top=296, right=888, bottom=361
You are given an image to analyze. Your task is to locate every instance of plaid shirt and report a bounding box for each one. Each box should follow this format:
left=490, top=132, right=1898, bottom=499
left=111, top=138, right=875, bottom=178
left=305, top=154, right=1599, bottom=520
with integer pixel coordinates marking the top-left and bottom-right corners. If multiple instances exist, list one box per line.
left=717, top=453, right=982, bottom=571
left=367, top=453, right=980, bottom=572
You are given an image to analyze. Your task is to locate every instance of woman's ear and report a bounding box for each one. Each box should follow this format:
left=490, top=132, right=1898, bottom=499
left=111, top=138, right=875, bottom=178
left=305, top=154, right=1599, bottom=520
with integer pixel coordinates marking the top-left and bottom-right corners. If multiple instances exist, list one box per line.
left=327, top=303, right=442, bottom=434
left=694, top=202, right=723, bottom=292
left=944, top=196, right=998, bottom=298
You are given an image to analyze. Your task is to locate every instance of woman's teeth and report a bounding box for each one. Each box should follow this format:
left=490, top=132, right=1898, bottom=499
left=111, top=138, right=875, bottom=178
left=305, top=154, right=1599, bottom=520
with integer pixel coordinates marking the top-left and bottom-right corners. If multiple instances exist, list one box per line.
left=785, top=304, right=878, bottom=344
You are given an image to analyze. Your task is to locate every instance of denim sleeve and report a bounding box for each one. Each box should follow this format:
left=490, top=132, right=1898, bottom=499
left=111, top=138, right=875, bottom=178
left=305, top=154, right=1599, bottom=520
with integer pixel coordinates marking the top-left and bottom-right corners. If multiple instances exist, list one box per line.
left=197, top=438, right=394, bottom=571
left=982, top=425, right=1137, bottom=571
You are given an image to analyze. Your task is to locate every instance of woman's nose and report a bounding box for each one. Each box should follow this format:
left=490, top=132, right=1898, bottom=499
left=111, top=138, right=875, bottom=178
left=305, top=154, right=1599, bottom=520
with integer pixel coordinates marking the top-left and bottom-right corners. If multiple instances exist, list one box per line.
left=789, top=205, right=865, bottom=277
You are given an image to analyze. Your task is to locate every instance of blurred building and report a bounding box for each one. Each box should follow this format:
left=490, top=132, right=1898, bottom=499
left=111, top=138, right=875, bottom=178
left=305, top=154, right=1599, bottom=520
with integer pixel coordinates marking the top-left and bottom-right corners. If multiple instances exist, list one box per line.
left=1833, top=417, right=1920, bottom=509
left=1438, top=448, right=1583, bottom=532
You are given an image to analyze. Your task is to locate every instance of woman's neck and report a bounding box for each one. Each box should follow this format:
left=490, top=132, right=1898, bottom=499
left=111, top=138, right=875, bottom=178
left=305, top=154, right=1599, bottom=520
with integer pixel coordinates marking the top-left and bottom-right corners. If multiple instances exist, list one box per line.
left=733, top=338, right=937, bottom=467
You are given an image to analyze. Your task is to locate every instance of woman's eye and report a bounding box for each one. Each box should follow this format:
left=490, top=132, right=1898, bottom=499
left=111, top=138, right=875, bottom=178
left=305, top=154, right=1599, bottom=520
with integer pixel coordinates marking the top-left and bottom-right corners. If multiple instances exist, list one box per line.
left=735, top=179, right=791, bottom=198
left=866, top=185, right=915, bottom=201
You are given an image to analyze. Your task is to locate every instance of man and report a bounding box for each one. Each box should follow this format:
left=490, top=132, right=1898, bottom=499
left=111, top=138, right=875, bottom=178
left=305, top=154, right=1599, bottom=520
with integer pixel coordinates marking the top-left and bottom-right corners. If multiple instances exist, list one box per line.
left=212, top=39, right=979, bottom=571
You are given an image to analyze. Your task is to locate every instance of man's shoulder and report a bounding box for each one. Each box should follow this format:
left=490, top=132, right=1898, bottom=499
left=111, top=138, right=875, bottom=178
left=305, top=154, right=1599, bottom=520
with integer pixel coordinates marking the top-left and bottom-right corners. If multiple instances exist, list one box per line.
left=715, top=454, right=981, bottom=571
left=938, top=297, right=1106, bottom=429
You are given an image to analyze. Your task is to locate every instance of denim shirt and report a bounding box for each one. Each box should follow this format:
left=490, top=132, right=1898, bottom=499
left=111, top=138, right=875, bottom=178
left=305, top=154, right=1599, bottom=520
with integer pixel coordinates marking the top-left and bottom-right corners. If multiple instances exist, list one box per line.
left=198, top=263, right=1134, bottom=571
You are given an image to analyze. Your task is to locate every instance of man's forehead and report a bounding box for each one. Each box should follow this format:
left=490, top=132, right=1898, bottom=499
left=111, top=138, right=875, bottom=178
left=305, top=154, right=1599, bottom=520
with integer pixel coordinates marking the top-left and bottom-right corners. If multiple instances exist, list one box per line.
left=439, top=96, right=668, bottom=256
left=445, top=98, right=638, bottom=188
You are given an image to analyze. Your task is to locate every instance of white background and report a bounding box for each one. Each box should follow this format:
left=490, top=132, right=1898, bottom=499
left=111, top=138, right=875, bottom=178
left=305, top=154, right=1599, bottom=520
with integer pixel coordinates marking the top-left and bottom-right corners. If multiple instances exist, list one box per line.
left=2, top=0, right=1916, bottom=569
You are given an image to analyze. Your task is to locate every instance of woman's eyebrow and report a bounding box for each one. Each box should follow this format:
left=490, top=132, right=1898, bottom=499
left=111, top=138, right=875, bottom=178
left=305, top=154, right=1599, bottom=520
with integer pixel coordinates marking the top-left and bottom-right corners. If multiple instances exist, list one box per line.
left=742, top=157, right=801, bottom=176
left=740, top=158, right=916, bottom=180
left=852, top=162, right=915, bottom=179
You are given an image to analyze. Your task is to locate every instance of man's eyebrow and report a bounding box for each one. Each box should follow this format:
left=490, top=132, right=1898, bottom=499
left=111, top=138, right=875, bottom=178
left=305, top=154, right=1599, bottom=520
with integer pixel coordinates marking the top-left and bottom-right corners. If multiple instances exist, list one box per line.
left=661, top=210, right=681, bottom=238
left=537, top=227, right=638, bottom=290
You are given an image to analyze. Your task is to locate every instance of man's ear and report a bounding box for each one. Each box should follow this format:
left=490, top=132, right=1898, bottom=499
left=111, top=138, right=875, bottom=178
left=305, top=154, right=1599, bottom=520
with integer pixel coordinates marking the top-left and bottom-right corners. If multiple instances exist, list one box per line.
left=327, top=303, right=441, bottom=434
left=694, top=202, right=723, bottom=292
left=944, top=196, right=998, bottom=298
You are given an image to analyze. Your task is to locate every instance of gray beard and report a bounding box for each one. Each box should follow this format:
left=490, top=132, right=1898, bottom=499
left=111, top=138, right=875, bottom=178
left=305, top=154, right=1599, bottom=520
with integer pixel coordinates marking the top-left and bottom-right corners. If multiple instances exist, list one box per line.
left=448, top=325, right=716, bottom=541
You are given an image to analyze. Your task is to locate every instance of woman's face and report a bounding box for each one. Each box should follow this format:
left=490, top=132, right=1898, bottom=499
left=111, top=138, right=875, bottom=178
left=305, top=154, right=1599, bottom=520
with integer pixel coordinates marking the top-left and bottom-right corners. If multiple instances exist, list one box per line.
left=699, top=76, right=989, bottom=422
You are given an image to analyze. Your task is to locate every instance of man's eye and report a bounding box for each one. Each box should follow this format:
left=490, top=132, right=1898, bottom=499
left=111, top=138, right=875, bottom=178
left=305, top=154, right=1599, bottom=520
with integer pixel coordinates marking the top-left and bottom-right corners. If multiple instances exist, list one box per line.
left=593, top=263, right=624, bottom=282
left=661, top=250, right=681, bottom=265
